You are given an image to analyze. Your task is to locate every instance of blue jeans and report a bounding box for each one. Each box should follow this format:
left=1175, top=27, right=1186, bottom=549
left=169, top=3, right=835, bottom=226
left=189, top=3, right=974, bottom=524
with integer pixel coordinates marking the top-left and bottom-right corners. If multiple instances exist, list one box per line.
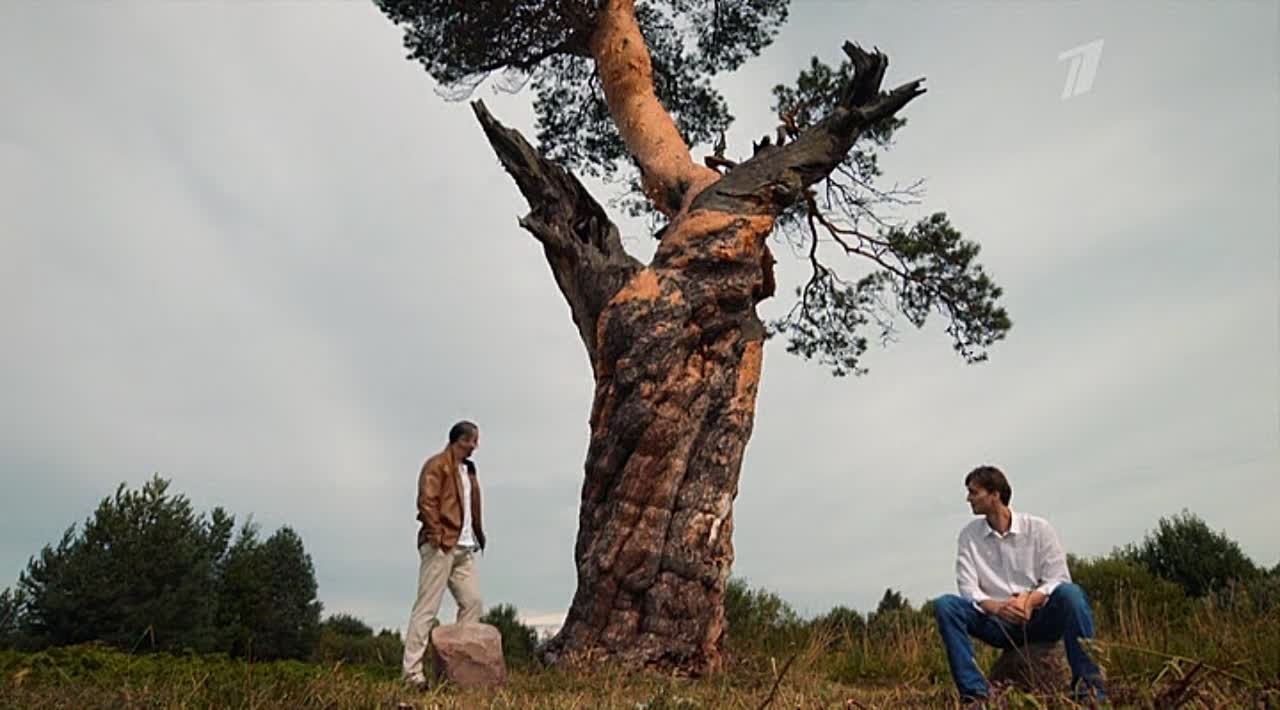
left=933, top=584, right=1106, bottom=702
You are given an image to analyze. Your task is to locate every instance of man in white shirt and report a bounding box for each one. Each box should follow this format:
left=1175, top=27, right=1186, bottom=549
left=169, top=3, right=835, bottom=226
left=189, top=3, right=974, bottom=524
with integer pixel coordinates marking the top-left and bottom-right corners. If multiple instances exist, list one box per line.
left=933, top=465, right=1107, bottom=707
left=401, top=421, right=487, bottom=688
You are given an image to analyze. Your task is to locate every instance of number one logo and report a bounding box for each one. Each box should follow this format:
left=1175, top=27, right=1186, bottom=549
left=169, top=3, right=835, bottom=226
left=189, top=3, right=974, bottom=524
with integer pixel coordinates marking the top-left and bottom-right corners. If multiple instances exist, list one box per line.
left=1058, top=39, right=1105, bottom=99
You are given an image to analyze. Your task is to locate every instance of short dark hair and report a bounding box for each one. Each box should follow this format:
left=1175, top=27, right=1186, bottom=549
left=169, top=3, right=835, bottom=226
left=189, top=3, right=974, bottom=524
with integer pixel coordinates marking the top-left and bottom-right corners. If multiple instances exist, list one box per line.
left=448, top=420, right=478, bottom=443
left=964, top=465, right=1011, bottom=506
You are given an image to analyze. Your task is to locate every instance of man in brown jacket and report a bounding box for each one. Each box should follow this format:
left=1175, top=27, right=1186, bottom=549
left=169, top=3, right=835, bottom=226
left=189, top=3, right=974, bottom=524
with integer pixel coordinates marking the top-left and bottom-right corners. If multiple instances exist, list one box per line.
left=402, top=420, right=487, bottom=687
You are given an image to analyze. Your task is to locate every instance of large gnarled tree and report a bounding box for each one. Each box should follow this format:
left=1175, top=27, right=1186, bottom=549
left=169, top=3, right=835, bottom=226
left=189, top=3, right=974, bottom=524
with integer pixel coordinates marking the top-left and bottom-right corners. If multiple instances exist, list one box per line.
left=378, top=0, right=1010, bottom=673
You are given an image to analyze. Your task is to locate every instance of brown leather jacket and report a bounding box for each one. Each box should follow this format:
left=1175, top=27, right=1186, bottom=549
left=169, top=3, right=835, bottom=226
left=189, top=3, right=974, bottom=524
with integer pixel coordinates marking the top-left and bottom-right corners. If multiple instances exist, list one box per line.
left=416, top=445, right=485, bottom=551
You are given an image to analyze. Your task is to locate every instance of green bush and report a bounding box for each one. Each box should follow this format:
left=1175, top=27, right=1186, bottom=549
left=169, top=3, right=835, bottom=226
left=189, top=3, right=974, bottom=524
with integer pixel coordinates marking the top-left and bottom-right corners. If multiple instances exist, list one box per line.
left=480, top=603, right=540, bottom=670
left=322, top=613, right=374, bottom=638
left=808, top=605, right=865, bottom=650
left=1068, top=553, right=1190, bottom=626
left=17, top=477, right=233, bottom=653
left=1213, top=574, right=1280, bottom=616
left=12, top=477, right=322, bottom=660
left=0, top=587, right=22, bottom=649
left=314, top=627, right=402, bottom=670
left=216, top=524, right=323, bottom=660
left=1121, top=510, right=1262, bottom=598
left=722, top=577, right=805, bottom=656
left=825, top=596, right=950, bottom=685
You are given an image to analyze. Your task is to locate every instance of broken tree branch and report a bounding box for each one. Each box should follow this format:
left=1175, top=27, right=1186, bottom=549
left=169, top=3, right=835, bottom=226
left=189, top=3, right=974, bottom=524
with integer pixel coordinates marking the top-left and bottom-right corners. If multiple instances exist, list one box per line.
left=472, top=99, right=642, bottom=366
left=691, top=43, right=924, bottom=218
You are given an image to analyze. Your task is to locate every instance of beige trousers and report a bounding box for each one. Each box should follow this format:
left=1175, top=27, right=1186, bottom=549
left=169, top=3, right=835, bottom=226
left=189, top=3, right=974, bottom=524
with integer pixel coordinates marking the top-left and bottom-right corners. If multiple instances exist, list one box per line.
left=401, top=543, right=482, bottom=681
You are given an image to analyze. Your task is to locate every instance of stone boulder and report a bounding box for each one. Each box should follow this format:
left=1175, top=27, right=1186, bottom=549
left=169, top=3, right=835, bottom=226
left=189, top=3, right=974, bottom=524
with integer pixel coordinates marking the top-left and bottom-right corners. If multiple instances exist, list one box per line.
left=430, top=622, right=507, bottom=689
left=989, top=641, right=1070, bottom=693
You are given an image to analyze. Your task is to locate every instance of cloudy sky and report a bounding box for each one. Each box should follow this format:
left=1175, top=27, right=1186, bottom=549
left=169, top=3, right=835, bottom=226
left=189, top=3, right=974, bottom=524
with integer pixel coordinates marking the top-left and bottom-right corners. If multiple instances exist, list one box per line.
left=2, top=1, right=1277, bottom=634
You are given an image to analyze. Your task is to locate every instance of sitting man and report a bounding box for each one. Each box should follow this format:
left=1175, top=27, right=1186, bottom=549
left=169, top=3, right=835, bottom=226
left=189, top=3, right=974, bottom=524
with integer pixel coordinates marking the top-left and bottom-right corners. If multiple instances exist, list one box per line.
left=933, top=465, right=1107, bottom=707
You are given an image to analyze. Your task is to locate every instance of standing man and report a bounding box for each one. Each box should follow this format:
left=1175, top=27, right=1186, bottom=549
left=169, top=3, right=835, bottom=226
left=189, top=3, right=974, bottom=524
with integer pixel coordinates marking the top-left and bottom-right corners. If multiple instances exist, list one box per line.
left=402, top=421, right=487, bottom=688
left=933, top=465, right=1107, bottom=707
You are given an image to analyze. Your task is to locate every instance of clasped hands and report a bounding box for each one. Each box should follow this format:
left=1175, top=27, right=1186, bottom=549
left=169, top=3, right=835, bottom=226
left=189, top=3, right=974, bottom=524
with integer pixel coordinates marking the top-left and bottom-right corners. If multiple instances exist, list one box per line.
left=980, top=590, right=1046, bottom=625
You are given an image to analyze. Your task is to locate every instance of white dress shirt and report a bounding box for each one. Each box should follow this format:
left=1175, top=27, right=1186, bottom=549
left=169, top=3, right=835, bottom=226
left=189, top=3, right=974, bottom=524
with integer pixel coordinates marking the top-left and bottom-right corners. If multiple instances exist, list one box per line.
left=955, top=510, right=1070, bottom=606
left=457, top=463, right=476, bottom=550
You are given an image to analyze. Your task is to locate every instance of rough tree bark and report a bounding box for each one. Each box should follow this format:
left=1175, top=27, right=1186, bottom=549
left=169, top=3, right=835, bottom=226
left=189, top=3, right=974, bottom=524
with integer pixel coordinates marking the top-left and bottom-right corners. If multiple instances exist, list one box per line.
left=472, top=0, right=924, bottom=674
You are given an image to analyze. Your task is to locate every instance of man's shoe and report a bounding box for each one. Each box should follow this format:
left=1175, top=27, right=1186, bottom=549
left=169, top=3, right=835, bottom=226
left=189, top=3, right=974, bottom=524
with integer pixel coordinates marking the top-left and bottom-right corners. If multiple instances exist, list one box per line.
left=1071, top=685, right=1108, bottom=708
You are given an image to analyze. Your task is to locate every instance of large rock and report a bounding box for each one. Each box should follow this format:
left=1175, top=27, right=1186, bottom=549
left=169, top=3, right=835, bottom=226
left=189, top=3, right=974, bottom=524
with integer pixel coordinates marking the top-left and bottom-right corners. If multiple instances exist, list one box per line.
left=989, top=641, right=1070, bottom=693
left=430, top=622, right=507, bottom=689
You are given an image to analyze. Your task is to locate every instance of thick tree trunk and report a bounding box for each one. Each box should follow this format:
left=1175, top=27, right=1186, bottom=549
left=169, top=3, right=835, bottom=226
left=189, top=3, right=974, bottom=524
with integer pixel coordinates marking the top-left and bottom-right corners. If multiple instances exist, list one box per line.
left=472, top=40, right=923, bottom=673
left=543, top=209, right=773, bottom=673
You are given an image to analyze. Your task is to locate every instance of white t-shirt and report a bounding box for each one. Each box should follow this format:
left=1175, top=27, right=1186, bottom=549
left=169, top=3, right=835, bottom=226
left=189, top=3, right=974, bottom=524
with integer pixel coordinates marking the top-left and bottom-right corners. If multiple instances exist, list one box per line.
left=457, top=463, right=476, bottom=550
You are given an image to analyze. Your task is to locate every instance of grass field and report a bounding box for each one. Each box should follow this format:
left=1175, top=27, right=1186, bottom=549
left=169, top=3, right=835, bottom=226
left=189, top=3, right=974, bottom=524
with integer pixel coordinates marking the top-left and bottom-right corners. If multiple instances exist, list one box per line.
left=3, top=594, right=1277, bottom=710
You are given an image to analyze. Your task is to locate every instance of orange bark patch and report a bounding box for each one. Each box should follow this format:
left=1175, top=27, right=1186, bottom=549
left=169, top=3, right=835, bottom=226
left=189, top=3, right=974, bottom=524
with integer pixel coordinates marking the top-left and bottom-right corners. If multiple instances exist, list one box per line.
left=683, top=351, right=705, bottom=381
left=731, top=341, right=763, bottom=414
left=667, top=209, right=737, bottom=245
left=738, top=214, right=775, bottom=252
left=653, top=368, right=703, bottom=423
left=661, top=210, right=777, bottom=262
left=610, top=269, right=662, bottom=305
